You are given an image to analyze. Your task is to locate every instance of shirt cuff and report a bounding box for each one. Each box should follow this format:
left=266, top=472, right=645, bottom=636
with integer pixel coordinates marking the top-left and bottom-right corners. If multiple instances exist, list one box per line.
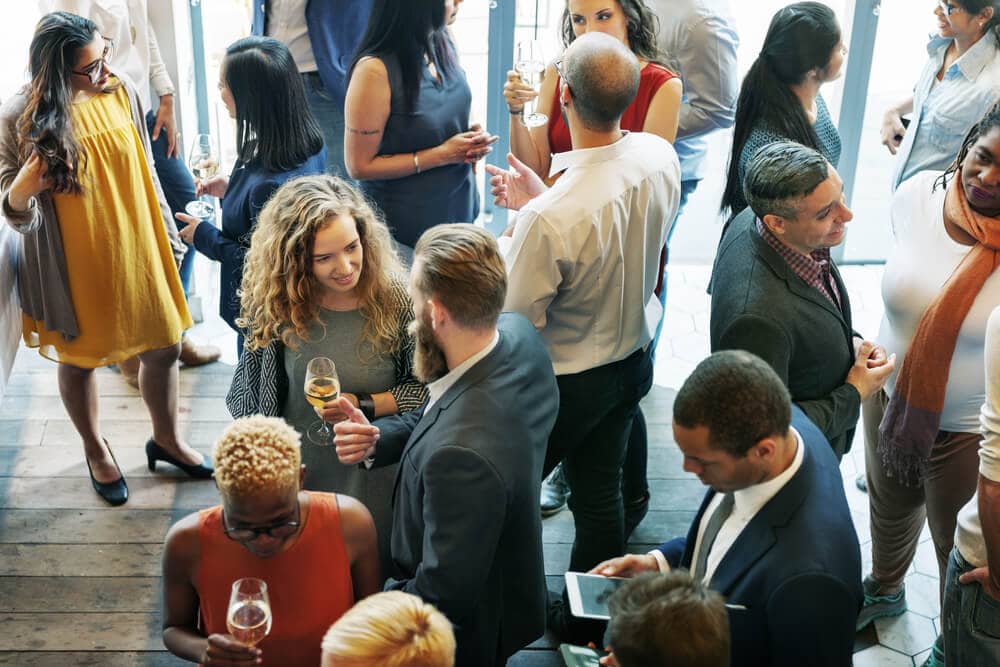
left=648, top=549, right=671, bottom=573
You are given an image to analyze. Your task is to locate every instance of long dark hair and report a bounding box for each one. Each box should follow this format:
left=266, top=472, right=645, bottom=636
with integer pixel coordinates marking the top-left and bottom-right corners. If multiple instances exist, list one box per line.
left=18, top=12, right=108, bottom=194
left=351, top=0, right=456, bottom=113
left=954, top=1, right=1000, bottom=48
left=935, top=100, right=1000, bottom=192
left=224, top=37, right=324, bottom=171
left=720, top=2, right=840, bottom=216
left=560, top=0, right=662, bottom=63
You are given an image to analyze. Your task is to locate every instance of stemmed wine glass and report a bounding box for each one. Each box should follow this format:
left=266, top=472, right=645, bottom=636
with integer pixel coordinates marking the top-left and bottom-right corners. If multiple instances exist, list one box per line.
left=304, top=356, right=340, bottom=445
left=227, top=578, right=272, bottom=647
left=515, top=40, right=547, bottom=128
left=185, top=133, right=219, bottom=220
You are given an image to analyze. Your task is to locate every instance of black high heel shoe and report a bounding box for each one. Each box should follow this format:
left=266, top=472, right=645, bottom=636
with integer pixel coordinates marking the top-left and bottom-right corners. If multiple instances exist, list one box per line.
left=86, top=441, right=128, bottom=506
left=146, top=439, right=214, bottom=479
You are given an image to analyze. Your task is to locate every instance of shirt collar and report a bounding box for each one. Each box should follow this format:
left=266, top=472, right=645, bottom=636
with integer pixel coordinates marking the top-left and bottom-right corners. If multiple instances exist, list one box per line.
left=755, top=217, right=834, bottom=280
left=549, top=131, right=633, bottom=178
left=929, top=33, right=996, bottom=81
left=425, top=331, right=500, bottom=408
left=732, top=427, right=805, bottom=516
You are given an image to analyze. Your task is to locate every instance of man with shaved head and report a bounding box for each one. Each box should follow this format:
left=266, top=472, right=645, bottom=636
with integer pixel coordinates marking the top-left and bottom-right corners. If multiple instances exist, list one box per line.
left=488, top=31, right=681, bottom=643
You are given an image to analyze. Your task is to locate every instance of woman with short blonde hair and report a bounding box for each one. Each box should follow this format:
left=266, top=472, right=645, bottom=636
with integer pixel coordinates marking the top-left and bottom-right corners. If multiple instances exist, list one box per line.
left=321, top=591, right=455, bottom=667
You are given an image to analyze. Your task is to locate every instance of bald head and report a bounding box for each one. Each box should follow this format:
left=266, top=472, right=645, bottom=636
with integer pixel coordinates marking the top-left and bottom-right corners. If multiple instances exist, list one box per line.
left=562, top=32, right=640, bottom=132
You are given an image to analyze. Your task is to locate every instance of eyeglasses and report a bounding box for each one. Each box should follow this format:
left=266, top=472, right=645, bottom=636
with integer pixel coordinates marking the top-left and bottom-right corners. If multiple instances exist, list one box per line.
left=222, top=504, right=300, bottom=542
left=72, top=39, right=114, bottom=85
left=553, top=58, right=571, bottom=89
left=938, top=1, right=964, bottom=15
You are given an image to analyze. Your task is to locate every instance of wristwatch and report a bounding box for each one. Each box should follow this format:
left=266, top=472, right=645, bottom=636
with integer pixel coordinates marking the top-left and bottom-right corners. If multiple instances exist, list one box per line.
left=356, top=392, right=375, bottom=422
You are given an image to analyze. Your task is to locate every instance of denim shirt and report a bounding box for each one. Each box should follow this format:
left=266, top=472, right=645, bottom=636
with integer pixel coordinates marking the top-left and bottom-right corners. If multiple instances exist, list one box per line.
left=893, top=34, right=1000, bottom=190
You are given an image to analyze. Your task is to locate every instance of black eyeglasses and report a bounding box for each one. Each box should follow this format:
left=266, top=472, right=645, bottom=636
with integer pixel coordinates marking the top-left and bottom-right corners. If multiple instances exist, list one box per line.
left=72, top=38, right=115, bottom=85
left=938, top=1, right=963, bottom=15
left=222, top=504, right=300, bottom=542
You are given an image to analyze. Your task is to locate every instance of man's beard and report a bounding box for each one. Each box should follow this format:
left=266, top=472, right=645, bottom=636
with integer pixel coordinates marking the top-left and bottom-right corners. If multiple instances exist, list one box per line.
left=409, top=311, right=449, bottom=384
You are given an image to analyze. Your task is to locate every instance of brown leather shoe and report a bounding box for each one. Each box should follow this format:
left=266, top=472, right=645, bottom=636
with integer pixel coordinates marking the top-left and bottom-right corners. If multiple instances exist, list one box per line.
left=117, top=355, right=140, bottom=389
left=179, top=337, right=221, bottom=367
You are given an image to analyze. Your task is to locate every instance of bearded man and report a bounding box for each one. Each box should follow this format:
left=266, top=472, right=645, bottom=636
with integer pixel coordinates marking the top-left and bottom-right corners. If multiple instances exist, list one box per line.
left=332, top=223, right=559, bottom=667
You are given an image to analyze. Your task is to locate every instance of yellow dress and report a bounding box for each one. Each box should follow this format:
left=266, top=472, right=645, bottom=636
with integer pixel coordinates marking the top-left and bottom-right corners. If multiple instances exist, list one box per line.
left=22, top=84, right=192, bottom=368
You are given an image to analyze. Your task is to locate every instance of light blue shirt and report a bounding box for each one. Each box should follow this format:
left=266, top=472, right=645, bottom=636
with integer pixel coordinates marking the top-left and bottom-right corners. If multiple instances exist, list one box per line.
left=893, top=34, right=1000, bottom=190
left=651, top=0, right=739, bottom=182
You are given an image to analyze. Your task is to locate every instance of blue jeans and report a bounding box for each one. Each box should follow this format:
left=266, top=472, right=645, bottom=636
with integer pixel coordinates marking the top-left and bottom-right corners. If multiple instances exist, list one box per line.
left=302, top=72, right=347, bottom=178
left=621, top=178, right=700, bottom=507
left=146, top=109, right=197, bottom=296
left=943, top=546, right=1000, bottom=666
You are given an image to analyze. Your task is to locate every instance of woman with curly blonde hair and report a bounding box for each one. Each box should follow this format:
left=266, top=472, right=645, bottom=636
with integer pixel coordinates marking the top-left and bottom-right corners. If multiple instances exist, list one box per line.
left=227, top=174, right=426, bottom=570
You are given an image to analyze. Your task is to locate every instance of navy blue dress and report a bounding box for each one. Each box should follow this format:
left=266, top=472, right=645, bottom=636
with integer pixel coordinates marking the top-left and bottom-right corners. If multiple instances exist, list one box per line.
left=192, top=148, right=327, bottom=330
left=360, top=51, right=479, bottom=248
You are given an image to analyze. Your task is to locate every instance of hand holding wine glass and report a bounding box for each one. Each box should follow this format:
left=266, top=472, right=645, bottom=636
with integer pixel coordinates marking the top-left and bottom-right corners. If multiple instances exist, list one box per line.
left=227, top=578, right=272, bottom=648
left=304, top=357, right=341, bottom=445
left=185, top=133, right=219, bottom=220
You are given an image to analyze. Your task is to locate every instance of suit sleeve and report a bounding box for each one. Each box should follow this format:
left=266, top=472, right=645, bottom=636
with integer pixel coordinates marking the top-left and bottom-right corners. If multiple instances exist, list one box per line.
left=656, top=538, right=687, bottom=569
left=371, top=410, right=423, bottom=468
left=765, top=573, right=858, bottom=667
left=717, top=313, right=860, bottom=445
left=193, top=179, right=276, bottom=264
left=395, top=445, right=507, bottom=624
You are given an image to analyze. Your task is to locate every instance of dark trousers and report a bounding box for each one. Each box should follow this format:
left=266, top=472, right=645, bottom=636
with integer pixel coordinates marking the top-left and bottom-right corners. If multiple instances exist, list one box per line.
left=623, top=177, right=699, bottom=505
left=145, top=109, right=197, bottom=296
left=545, top=347, right=654, bottom=572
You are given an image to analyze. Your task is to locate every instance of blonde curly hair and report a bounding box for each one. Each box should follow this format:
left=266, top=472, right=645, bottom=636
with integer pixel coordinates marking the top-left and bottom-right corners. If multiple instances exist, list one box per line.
left=213, top=415, right=301, bottom=498
left=237, top=174, right=405, bottom=354
left=320, top=591, right=456, bottom=667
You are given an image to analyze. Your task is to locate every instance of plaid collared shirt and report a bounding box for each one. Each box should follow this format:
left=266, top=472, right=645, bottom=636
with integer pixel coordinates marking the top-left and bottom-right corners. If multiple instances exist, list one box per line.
left=755, top=217, right=842, bottom=309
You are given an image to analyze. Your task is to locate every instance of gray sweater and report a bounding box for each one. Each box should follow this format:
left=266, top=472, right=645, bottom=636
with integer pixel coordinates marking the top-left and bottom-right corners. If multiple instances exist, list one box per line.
left=0, top=79, right=183, bottom=341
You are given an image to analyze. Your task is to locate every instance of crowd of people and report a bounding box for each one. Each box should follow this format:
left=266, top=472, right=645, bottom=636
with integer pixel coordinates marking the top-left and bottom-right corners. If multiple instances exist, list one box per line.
left=1, top=0, right=999, bottom=666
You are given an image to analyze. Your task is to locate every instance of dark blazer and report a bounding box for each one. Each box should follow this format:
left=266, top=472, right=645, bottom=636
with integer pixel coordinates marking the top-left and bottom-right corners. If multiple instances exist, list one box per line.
left=252, top=0, right=373, bottom=106
left=709, top=207, right=861, bottom=458
left=192, top=150, right=326, bottom=330
left=659, top=407, right=862, bottom=667
left=371, top=313, right=559, bottom=667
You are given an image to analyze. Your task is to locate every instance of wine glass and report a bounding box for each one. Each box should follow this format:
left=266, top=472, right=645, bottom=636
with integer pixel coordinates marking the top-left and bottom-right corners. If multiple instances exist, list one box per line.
left=304, top=356, right=340, bottom=445
left=227, top=578, right=272, bottom=647
left=515, top=40, right=547, bottom=128
left=185, top=133, right=219, bottom=220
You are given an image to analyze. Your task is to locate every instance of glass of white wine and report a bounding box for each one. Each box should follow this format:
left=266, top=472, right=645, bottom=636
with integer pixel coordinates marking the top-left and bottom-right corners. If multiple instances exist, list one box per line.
left=515, top=40, right=547, bottom=128
left=304, top=356, right=340, bottom=445
left=227, top=578, right=272, bottom=648
left=185, top=133, right=219, bottom=220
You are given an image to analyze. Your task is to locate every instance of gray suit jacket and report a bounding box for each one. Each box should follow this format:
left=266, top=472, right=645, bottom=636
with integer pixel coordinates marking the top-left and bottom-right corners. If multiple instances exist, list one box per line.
left=709, top=208, right=861, bottom=458
left=372, top=313, right=559, bottom=667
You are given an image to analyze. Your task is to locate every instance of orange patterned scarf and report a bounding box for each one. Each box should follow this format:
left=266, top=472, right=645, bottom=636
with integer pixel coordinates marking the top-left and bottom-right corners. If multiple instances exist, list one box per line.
left=878, top=174, right=1000, bottom=485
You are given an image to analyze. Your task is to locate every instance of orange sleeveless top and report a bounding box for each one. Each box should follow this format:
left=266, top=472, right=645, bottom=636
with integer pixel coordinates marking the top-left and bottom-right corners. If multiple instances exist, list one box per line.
left=196, top=492, right=354, bottom=666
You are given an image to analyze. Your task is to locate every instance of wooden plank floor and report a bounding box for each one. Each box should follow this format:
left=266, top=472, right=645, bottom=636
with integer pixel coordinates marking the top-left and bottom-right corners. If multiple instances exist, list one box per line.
left=0, top=344, right=693, bottom=665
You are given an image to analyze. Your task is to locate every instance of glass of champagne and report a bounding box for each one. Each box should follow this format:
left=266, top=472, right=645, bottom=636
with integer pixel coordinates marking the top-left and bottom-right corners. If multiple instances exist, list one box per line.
left=185, top=133, right=219, bottom=220
left=515, top=40, right=547, bottom=128
left=304, top=356, right=340, bottom=445
left=227, top=578, right=272, bottom=648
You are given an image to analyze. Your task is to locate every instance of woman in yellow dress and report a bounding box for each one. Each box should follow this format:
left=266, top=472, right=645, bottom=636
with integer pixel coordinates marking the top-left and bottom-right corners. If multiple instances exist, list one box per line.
left=0, top=12, right=213, bottom=505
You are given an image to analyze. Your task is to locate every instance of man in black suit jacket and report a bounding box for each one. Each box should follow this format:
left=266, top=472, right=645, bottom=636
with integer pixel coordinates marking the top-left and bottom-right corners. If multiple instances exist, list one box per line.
left=333, top=224, right=559, bottom=667
left=709, top=141, right=893, bottom=458
left=593, top=351, right=863, bottom=666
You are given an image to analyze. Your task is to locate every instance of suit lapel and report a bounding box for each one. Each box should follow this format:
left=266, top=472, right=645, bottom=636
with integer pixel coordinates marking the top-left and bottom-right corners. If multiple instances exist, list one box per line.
left=706, top=443, right=813, bottom=596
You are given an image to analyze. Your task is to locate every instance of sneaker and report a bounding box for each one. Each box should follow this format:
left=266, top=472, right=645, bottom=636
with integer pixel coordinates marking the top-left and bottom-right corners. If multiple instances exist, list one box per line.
left=856, top=574, right=906, bottom=631
left=541, top=463, right=570, bottom=517
left=920, top=636, right=944, bottom=667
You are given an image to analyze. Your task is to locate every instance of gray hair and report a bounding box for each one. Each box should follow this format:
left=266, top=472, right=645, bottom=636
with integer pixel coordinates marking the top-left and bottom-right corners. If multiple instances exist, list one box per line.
left=744, top=141, right=830, bottom=220
left=563, top=32, right=640, bottom=131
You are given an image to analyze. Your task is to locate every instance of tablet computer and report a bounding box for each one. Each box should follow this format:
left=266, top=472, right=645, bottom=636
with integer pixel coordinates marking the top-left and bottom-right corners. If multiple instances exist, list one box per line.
left=558, top=643, right=607, bottom=667
left=564, top=571, right=627, bottom=620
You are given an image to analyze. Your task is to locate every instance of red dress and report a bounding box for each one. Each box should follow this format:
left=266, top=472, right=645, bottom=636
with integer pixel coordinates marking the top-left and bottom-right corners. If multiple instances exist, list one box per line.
left=547, top=62, right=679, bottom=296
left=196, top=492, right=353, bottom=666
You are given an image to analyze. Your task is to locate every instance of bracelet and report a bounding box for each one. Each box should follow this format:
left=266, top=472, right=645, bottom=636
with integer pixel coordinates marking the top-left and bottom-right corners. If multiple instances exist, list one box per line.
left=413, top=151, right=421, bottom=174
left=356, top=392, right=376, bottom=422
left=508, top=107, right=524, bottom=116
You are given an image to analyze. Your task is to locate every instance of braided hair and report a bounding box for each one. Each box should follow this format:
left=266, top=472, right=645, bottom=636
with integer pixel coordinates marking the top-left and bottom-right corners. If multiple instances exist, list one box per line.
left=934, top=100, right=1000, bottom=192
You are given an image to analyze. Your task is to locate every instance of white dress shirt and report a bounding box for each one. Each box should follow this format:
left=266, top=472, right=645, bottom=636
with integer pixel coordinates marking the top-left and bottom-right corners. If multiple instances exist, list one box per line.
left=40, top=0, right=174, bottom=113
left=424, top=332, right=499, bottom=412
left=266, top=0, right=317, bottom=74
left=499, top=132, right=680, bottom=376
left=652, top=428, right=805, bottom=584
